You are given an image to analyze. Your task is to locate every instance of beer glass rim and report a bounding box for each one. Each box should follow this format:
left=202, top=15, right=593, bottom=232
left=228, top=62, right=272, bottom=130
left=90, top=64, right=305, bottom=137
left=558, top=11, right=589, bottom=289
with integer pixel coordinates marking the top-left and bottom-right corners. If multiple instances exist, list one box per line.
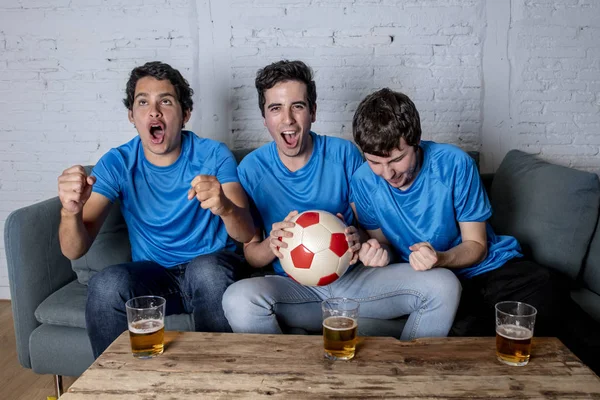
left=495, top=300, right=537, bottom=317
left=321, top=297, right=359, bottom=310
left=125, top=295, right=166, bottom=311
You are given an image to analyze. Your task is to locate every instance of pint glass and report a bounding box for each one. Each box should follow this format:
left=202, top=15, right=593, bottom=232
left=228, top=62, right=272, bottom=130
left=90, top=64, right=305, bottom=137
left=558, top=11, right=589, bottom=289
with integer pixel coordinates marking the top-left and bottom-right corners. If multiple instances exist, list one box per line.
left=126, top=296, right=166, bottom=359
left=322, top=298, right=359, bottom=360
left=495, top=301, right=537, bottom=366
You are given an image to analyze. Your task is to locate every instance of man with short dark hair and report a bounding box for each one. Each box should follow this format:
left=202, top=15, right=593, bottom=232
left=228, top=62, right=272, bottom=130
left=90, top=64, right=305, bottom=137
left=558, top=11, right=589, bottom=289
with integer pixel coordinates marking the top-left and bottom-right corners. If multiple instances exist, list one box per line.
left=58, top=61, right=255, bottom=358
left=350, top=88, right=562, bottom=336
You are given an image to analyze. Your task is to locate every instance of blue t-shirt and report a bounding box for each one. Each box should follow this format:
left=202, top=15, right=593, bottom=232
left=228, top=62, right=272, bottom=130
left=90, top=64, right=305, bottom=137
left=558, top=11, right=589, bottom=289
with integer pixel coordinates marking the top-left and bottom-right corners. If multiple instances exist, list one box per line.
left=238, top=132, right=364, bottom=275
left=91, top=130, right=238, bottom=267
left=350, top=141, right=521, bottom=279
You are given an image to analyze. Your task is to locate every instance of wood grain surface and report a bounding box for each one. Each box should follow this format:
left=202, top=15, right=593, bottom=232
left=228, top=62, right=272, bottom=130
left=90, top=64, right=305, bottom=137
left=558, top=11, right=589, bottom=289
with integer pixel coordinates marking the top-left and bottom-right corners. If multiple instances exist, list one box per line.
left=61, top=331, right=600, bottom=399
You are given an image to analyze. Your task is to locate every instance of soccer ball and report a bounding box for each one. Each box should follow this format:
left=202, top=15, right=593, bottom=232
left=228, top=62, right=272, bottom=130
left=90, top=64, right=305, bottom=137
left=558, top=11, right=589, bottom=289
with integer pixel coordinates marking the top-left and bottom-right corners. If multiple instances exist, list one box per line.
left=279, top=210, right=352, bottom=286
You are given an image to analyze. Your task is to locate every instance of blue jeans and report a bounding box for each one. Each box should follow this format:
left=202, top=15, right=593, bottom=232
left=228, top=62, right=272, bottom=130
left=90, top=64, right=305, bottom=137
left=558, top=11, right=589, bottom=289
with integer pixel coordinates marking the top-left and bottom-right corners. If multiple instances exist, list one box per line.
left=222, top=263, right=461, bottom=340
left=86, top=250, right=244, bottom=358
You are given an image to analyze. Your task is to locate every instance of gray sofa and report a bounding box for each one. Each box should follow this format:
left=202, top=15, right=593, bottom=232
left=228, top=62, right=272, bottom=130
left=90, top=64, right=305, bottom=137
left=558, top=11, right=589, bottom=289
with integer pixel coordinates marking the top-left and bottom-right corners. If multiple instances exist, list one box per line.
left=5, top=150, right=600, bottom=387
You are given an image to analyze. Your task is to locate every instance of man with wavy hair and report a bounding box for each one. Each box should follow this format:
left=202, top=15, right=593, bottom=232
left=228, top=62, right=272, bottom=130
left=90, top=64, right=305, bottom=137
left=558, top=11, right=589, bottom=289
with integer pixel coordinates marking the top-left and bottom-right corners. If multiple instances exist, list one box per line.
left=58, top=61, right=254, bottom=358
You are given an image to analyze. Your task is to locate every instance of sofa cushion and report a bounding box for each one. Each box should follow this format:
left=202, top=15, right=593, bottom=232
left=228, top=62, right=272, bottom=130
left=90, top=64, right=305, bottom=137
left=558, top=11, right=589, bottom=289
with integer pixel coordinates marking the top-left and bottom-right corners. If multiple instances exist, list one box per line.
left=35, top=280, right=88, bottom=328
left=489, top=150, right=600, bottom=280
left=571, top=288, right=600, bottom=324
left=71, top=201, right=132, bottom=285
left=35, top=280, right=195, bottom=330
left=583, top=218, right=600, bottom=296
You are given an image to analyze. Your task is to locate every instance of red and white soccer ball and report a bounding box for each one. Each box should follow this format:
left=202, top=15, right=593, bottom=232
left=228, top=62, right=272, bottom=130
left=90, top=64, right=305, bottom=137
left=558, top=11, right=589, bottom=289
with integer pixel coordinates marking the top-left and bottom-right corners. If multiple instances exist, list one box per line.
left=279, top=210, right=352, bottom=286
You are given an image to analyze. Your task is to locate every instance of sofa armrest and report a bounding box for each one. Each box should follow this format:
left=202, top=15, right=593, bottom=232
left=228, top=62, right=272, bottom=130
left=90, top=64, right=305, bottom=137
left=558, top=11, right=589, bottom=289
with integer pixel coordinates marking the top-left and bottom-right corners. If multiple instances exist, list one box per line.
left=4, top=196, right=76, bottom=369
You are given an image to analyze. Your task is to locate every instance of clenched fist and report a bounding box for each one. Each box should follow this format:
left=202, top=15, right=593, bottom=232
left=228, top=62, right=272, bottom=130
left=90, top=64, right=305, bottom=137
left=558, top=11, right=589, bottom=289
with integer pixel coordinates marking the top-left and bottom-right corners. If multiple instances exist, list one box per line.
left=187, top=175, right=232, bottom=216
left=58, top=165, right=96, bottom=215
left=408, top=242, right=438, bottom=271
left=358, top=238, right=390, bottom=267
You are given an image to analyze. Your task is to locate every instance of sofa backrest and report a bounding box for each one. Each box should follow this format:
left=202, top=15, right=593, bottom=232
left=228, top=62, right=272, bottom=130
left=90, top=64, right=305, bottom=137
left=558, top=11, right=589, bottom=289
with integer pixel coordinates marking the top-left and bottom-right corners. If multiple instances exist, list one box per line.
left=488, top=150, right=600, bottom=281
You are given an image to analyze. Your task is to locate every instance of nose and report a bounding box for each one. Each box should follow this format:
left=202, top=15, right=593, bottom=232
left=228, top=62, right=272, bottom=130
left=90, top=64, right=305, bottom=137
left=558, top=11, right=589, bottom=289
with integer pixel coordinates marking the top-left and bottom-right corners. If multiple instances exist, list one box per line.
left=149, top=102, right=162, bottom=118
left=382, top=164, right=395, bottom=180
left=283, top=107, right=295, bottom=125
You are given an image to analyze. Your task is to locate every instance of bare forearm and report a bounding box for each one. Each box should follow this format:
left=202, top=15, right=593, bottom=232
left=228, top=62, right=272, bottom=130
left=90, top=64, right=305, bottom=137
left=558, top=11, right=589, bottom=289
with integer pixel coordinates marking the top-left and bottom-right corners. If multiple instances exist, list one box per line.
left=220, top=203, right=255, bottom=243
left=436, top=241, right=487, bottom=269
left=59, top=210, right=93, bottom=260
left=243, top=239, right=277, bottom=269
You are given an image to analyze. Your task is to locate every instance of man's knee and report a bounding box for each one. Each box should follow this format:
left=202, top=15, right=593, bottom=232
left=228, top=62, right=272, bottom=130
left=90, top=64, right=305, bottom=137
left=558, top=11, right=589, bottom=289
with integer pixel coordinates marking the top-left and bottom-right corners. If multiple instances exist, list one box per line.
left=425, top=268, right=462, bottom=304
left=87, top=265, right=133, bottom=305
left=185, top=252, right=239, bottom=285
left=223, top=280, right=255, bottom=311
left=222, top=279, right=270, bottom=320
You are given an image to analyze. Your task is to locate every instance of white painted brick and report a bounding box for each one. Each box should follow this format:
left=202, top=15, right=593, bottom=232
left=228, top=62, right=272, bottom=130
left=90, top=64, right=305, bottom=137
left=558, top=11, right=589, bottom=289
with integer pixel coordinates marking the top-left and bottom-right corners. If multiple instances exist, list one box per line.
left=546, top=102, right=598, bottom=113
left=541, top=145, right=599, bottom=156
left=1, top=0, right=599, bottom=299
left=573, top=135, right=600, bottom=146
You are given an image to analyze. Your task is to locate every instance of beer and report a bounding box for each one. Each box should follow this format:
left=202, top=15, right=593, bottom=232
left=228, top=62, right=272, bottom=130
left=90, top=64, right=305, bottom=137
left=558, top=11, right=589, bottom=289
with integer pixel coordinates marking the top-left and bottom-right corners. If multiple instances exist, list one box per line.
left=323, top=316, right=358, bottom=360
left=129, top=319, right=165, bottom=358
left=496, top=323, right=533, bottom=366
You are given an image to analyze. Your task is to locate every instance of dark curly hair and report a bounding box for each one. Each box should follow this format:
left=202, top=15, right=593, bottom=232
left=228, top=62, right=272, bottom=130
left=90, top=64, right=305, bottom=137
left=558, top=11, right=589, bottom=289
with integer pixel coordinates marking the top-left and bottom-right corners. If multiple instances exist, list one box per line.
left=123, top=61, right=194, bottom=115
left=353, top=88, right=422, bottom=157
left=255, top=60, right=317, bottom=117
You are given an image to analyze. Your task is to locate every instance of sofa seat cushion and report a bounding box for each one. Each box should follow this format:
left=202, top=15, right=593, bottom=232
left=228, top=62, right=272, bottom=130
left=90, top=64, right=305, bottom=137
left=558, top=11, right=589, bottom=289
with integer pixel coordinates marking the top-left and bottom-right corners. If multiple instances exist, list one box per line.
left=36, top=280, right=88, bottom=328
left=490, top=150, right=600, bottom=280
left=35, top=280, right=195, bottom=330
left=571, top=288, right=600, bottom=324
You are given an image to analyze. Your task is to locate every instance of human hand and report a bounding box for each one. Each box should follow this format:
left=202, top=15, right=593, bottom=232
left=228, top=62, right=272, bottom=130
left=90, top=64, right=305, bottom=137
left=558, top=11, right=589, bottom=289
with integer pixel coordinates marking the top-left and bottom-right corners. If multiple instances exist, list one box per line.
left=188, top=175, right=232, bottom=216
left=408, top=242, right=438, bottom=271
left=58, top=165, right=96, bottom=216
left=336, top=213, right=360, bottom=265
left=358, top=238, right=390, bottom=267
left=268, top=210, right=298, bottom=259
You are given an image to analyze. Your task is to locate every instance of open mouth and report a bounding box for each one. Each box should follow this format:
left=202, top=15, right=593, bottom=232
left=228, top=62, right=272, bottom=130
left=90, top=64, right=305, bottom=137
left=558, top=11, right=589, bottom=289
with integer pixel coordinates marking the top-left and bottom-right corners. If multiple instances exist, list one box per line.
left=149, top=123, right=165, bottom=144
left=281, top=131, right=299, bottom=148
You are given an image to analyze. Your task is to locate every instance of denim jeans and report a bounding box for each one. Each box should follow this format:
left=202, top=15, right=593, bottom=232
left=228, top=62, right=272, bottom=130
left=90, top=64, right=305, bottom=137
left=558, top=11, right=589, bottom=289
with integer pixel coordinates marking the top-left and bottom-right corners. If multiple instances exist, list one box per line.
left=86, top=250, right=244, bottom=358
left=222, top=263, right=461, bottom=340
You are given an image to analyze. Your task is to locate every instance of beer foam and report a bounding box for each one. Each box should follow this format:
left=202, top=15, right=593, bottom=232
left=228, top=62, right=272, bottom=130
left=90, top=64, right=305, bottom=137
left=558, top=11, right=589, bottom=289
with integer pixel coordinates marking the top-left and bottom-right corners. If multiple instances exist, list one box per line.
left=496, top=324, right=532, bottom=340
left=129, top=319, right=164, bottom=334
left=323, top=316, right=357, bottom=331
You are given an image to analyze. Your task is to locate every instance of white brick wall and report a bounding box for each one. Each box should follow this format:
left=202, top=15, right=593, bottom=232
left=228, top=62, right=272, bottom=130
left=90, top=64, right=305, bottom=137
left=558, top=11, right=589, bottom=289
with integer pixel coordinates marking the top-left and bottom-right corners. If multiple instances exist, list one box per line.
left=1, top=0, right=599, bottom=299
left=509, top=0, right=600, bottom=171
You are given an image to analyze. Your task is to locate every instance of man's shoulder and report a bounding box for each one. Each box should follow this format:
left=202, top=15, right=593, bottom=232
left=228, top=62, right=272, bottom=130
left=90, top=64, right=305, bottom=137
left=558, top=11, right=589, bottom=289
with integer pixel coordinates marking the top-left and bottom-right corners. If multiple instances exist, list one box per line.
left=318, top=134, right=363, bottom=167
left=320, top=134, right=360, bottom=152
left=424, top=141, right=475, bottom=173
left=238, top=142, right=273, bottom=170
left=96, top=136, right=139, bottom=166
left=186, top=131, right=228, bottom=154
left=351, top=162, right=377, bottom=185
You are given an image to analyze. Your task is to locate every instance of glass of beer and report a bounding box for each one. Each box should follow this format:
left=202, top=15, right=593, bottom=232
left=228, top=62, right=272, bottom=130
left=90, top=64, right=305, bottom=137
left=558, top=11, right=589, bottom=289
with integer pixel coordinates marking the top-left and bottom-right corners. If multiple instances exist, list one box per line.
left=495, top=301, right=537, bottom=366
left=125, top=296, right=166, bottom=359
left=322, top=298, right=359, bottom=361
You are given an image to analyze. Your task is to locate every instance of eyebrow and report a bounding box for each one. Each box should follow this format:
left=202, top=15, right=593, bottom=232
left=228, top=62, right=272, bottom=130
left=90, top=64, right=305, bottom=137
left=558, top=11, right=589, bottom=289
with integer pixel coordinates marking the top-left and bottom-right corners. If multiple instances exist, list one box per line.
left=134, top=92, right=176, bottom=100
left=267, top=100, right=307, bottom=109
left=366, top=154, right=405, bottom=163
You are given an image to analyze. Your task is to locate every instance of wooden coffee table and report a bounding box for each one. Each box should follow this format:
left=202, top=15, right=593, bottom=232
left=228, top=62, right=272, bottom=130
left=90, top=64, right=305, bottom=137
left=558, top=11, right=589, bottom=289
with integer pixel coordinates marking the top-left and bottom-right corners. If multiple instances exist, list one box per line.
left=60, top=331, right=600, bottom=399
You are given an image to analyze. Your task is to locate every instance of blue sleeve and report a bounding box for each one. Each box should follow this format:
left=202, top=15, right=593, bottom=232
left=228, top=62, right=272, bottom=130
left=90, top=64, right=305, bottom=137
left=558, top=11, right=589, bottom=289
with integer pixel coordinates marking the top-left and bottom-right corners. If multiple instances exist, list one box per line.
left=454, top=154, right=492, bottom=222
left=237, top=160, right=264, bottom=233
left=347, top=142, right=364, bottom=176
left=215, top=143, right=239, bottom=184
left=90, top=150, right=123, bottom=203
left=350, top=171, right=379, bottom=230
